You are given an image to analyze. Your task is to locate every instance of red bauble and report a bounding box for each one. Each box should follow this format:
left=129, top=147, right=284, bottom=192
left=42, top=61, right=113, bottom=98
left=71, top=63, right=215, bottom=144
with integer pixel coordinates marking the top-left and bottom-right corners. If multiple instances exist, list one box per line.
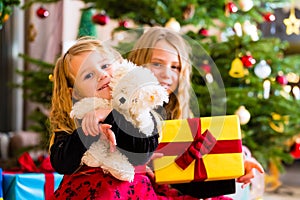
left=92, top=13, right=110, bottom=25
left=263, top=12, right=276, bottom=22
left=36, top=6, right=49, bottom=18
left=290, top=139, right=300, bottom=159
left=276, top=74, right=288, bottom=85
left=119, top=20, right=130, bottom=28
left=227, top=2, right=238, bottom=13
left=241, top=55, right=256, bottom=68
left=201, top=64, right=211, bottom=74
left=198, top=28, right=209, bottom=36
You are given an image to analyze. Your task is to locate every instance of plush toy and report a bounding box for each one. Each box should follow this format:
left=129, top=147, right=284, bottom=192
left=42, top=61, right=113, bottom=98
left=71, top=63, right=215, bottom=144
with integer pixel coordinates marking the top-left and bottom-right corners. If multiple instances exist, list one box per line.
left=70, top=59, right=169, bottom=182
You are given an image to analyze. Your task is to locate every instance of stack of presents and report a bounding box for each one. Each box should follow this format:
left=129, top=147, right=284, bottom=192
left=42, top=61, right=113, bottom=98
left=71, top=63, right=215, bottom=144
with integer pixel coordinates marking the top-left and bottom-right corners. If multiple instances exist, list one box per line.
left=0, top=115, right=246, bottom=199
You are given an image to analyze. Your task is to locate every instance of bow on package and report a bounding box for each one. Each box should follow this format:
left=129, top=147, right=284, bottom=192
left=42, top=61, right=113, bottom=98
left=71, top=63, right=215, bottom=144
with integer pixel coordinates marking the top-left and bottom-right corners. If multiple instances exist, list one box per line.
left=18, top=152, right=54, bottom=173
left=175, top=126, right=217, bottom=181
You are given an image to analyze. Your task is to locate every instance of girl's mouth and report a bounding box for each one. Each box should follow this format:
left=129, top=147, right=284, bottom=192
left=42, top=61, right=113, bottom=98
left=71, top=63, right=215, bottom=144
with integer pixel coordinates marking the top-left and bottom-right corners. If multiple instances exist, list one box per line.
left=98, top=83, right=109, bottom=91
left=161, top=82, right=171, bottom=88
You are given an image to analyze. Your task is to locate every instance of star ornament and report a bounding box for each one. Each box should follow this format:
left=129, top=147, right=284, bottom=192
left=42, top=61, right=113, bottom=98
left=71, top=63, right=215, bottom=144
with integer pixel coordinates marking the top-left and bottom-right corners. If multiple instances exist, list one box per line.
left=284, top=7, right=300, bottom=35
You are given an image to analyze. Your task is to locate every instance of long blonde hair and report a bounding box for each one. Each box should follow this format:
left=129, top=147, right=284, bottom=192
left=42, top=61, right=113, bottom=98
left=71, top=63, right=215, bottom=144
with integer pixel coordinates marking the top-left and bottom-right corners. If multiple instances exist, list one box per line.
left=49, top=37, right=121, bottom=141
left=127, top=27, right=192, bottom=119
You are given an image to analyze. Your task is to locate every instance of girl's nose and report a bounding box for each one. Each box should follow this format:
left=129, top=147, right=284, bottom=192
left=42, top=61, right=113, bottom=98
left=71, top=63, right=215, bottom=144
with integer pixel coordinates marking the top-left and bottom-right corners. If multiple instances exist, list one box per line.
left=160, top=65, right=172, bottom=77
left=97, top=70, right=108, bottom=81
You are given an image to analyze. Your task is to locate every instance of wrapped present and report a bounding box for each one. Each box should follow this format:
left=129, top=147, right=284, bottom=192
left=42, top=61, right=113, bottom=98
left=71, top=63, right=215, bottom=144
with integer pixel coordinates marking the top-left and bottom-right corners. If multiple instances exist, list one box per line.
left=153, top=115, right=244, bottom=184
left=0, top=168, right=3, bottom=200
left=3, top=172, right=63, bottom=200
left=2, top=152, right=63, bottom=200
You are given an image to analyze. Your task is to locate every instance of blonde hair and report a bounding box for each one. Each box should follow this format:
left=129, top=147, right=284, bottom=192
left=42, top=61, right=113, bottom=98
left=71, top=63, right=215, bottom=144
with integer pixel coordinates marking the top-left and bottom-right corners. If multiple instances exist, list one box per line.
left=49, top=37, right=121, bottom=146
left=127, top=27, right=192, bottom=119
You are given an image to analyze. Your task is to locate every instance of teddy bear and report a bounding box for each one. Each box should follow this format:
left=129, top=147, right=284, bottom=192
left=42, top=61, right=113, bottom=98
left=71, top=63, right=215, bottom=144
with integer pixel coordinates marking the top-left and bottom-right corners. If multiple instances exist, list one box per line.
left=70, top=59, right=169, bottom=182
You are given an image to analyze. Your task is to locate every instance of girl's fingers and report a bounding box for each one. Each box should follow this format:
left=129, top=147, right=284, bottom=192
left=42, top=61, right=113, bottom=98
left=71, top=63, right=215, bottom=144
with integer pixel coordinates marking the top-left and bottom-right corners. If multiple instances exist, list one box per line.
left=151, top=153, right=164, bottom=160
left=105, top=129, right=116, bottom=152
left=237, top=172, right=254, bottom=183
left=99, top=124, right=116, bottom=147
left=109, top=140, right=116, bottom=152
left=245, top=158, right=265, bottom=173
left=82, top=112, right=101, bottom=136
left=89, top=113, right=100, bottom=135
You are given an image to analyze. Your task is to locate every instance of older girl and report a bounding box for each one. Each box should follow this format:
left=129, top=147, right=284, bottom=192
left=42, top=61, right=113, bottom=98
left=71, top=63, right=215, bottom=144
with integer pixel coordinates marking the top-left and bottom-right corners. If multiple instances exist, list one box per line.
left=127, top=27, right=264, bottom=199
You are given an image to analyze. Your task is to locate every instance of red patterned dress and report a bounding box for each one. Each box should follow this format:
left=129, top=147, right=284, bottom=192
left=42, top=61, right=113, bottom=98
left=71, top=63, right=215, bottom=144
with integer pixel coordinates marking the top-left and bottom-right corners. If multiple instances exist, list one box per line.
left=50, top=165, right=199, bottom=200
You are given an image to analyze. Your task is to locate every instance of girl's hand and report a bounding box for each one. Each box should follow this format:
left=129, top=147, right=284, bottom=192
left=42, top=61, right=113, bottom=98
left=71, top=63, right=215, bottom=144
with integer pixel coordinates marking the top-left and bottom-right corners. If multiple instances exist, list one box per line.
left=99, top=123, right=116, bottom=152
left=145, top=153, right=164, bottom=182
left=81, top=108, right=111, bottom=136
left=237, top=157, right=264, bottom=188
left=81, top=108, right=116, bottom=151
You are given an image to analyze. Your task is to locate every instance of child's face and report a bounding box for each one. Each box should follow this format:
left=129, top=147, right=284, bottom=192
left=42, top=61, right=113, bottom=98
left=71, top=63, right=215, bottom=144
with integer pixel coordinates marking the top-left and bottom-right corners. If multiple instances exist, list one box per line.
left=70, top=51, right=114, bottom=100
left=148, top=40, right=180, bottom=94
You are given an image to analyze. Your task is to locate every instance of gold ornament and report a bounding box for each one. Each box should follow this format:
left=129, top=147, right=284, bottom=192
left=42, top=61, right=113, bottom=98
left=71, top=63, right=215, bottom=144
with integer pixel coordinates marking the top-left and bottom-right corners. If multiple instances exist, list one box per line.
left=269, top=112, right=289, bottom=133
left=229, top=58, right=245, bottom=78
left=283, top=4, right=300, bottom=35
left=286, top=72, right=299, bottom=83
left=165, top=18, right=181, bottom=32
left=3, top=14, right=9, bottom=22
left=49, top=74, right=53, bottom=82
left=269, top=121, right=284, bottom=133
left=28, top=23, right=37, bottom=42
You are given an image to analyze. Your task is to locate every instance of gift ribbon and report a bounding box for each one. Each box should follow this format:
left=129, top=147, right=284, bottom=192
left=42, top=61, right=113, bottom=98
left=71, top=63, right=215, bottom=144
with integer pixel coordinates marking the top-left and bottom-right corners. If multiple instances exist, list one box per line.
left=14, top=152, right=55, bottom=200
left=156, top=118, right=242, bottom=181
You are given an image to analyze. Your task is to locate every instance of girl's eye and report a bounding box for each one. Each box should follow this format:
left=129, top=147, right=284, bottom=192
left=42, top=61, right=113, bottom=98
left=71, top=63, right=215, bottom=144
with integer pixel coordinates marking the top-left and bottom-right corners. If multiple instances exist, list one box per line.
left=84, top=72, right=94, bottom=80
left=149, top=62, right=181, bottom=72
left=171, top=65, right=181, bottom=71
left=100, top=64, right=111, bottom=70
left=151, top=62, right=163, bottom=67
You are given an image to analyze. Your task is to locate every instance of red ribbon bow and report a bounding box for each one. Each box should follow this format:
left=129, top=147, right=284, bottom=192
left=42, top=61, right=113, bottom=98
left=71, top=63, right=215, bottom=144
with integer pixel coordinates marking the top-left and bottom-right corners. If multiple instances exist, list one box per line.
left=175, top=118, right=217, bottom=181
left=18, top=152, right=54, bottom=173
left=17, top=152, right=55, bottom=200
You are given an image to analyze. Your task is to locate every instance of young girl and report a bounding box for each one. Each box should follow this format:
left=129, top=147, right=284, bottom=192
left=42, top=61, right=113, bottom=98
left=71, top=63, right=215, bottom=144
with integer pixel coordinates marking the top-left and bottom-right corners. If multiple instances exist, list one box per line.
left=127, top=27, right=264, bottom=199
left=49, top=37, right=197, bottom=200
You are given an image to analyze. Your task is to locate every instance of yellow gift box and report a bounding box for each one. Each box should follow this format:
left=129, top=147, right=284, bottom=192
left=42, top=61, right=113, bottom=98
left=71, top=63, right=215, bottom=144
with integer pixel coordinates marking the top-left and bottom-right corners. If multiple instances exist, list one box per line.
left=153, top=115, right=244, bottom=184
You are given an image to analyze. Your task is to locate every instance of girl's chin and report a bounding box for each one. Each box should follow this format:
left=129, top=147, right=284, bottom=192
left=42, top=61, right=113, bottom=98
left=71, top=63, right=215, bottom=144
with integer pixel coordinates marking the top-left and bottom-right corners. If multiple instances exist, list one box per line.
left=95, top=95, right=111, bottom=100
left=95, top=88, right=112, bottom=99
